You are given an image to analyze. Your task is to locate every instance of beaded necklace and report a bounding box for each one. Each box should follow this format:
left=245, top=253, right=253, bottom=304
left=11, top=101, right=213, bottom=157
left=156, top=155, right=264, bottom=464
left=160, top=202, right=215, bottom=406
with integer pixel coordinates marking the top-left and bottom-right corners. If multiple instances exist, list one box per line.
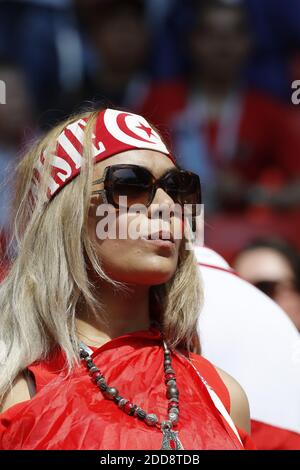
left=79, top=334, right=184, bottom=450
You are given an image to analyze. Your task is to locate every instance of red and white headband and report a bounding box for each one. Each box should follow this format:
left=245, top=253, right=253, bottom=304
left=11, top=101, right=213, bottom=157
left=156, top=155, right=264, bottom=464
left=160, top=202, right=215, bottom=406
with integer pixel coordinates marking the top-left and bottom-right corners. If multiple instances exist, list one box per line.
left=29, top=109, right=175, bottom=203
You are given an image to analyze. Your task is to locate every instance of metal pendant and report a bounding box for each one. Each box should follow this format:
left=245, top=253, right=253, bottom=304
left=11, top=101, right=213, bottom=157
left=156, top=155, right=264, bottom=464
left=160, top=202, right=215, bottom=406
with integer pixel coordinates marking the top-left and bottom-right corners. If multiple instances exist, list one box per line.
left=161, top=423, right=184, bottom=450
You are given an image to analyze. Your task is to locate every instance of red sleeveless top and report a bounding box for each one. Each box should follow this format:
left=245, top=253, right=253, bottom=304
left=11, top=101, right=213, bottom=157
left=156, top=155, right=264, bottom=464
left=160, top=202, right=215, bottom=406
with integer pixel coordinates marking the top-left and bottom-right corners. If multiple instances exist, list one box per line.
left=0, top=328, right=253, bottom=450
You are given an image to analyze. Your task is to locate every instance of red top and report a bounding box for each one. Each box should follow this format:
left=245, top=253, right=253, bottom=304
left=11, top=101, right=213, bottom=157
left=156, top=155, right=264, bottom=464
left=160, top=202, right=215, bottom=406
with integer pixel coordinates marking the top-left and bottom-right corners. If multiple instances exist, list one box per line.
left=0, top=328, right=253, bottom=450
left=251, top=420, right=300, bottom=450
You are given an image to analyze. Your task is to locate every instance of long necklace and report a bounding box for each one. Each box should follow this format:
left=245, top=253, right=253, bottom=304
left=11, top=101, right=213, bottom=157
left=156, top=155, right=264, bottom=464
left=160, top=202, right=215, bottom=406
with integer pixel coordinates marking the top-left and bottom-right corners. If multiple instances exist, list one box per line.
left=79, top=336, right=184, bottom=450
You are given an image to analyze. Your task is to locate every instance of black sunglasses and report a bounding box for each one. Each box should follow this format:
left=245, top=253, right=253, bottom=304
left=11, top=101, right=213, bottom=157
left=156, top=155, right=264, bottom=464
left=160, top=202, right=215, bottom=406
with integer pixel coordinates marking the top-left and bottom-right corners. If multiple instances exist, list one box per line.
left=253, top=279, right=298, bottom=300
left=253, top=280, right=279, bottom=299
left=92, top=164, right=202, bottom=213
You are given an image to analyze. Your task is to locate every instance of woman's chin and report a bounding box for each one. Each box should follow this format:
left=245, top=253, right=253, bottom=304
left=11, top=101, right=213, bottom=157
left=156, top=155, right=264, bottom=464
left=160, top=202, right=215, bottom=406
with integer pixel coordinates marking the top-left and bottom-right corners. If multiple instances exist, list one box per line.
left=111, top=266, right=176, bottom=286
left=134, top=259, right=178, bottom=285
left=139, top=272, right=175, bottom=286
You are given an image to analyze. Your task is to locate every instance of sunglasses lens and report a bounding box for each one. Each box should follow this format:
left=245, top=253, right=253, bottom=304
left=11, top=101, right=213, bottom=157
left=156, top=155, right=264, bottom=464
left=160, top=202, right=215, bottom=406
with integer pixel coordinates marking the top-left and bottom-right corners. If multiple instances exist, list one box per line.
left=162, top=170, right=202, bottom=214
left=253, top=280, right=278, bottom=299
left=108, top=166, right=153, bottom=207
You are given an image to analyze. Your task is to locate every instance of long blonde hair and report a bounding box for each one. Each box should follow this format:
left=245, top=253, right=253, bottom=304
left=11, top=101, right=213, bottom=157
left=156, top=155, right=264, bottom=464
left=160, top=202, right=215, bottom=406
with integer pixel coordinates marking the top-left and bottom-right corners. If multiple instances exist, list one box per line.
left=0, top=109, right=203, bottom=401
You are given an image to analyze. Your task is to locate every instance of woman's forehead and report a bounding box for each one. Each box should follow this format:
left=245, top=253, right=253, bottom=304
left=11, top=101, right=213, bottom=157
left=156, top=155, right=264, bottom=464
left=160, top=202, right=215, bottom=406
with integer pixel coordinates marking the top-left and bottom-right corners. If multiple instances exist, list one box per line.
left=93, top=149, right=176, bottom=179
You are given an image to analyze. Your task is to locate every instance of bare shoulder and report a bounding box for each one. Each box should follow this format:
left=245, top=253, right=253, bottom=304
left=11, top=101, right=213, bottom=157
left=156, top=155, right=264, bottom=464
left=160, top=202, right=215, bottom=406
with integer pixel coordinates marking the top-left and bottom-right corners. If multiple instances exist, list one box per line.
left=216, top=366, right=251, bottom=434
left=0, top=372, right=31, bottom=413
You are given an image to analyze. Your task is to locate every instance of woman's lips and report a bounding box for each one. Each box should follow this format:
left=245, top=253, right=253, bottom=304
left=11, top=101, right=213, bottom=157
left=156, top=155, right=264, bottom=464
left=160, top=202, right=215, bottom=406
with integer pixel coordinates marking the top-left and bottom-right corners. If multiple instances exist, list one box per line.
left=140, top=230, right=176, bottom=250
left=141, top=230, right=174, bottom=242
left=142, top=238, right=175, bottom=247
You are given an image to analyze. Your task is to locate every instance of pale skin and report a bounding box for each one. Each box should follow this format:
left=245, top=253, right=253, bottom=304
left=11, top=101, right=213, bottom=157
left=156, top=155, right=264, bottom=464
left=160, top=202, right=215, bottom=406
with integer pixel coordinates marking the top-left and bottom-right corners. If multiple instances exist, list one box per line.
left=1, top=150, right=251, bottom=435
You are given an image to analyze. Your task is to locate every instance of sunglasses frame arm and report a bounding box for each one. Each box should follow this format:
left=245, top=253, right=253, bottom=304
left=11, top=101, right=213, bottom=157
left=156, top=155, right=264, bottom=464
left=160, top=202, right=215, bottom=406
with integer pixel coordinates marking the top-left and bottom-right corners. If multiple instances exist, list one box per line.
left=91, top=176, right=108, bottom=204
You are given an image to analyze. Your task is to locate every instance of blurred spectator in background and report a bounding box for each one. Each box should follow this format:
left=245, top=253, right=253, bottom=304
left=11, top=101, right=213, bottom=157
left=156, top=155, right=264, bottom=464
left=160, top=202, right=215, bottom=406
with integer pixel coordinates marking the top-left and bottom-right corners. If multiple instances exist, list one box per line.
left=140, top=0, right=300, bottom=215
left=0, top=59, right=35, bottom=278
left=148, top=0, right=300, bottom=101
left=246, top=0, right=300, bottom=102
left=0, top=0, right=84, bottom=127
left=234, top=238, right=300, bottom=332
left=0, top=60, right=35, bottom=232
left=73, top=0, right=150, bottom=111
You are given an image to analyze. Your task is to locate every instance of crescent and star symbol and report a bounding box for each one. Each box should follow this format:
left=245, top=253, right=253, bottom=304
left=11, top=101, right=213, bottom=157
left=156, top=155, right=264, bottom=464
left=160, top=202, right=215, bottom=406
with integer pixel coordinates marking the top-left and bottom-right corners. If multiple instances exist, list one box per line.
left=116, top=112, right=156, bottom=143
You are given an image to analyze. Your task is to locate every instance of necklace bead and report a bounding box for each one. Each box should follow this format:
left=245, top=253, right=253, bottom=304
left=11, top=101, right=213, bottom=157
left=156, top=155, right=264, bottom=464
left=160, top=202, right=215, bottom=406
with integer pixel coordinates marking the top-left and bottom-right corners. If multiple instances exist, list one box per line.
left=98, top=381, right=107, bottom=391
left=136, top=408, right=147, bottom=419
left=168, top=402, right=179, bottom=411
left=166, top=379, right=177, bottom=387
left=145, top=413, right=158, bottom=426
left=124, top=402, right=135, bottom=415
left=80, top=349, right=89, bottom=359
left=92, top=372, right=102, bottom=382
left=104, top=387, right=119, bottom=399
left=168, top=397, right=179, bottom=404
left=118, top=398, right=128, bottom=409
left=167, top=383, right=178, bottom=393
left=169, top=405, right=179, bottom=412
left=169, top=412, right=179, bottom=424
left=165, top=373, right=176, bottom=381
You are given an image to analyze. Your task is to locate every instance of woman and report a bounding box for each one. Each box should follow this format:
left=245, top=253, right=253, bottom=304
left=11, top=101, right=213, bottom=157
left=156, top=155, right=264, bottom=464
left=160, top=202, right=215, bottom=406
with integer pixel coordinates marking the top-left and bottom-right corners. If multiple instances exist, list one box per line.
left=0, top=108, right=252, bottom=450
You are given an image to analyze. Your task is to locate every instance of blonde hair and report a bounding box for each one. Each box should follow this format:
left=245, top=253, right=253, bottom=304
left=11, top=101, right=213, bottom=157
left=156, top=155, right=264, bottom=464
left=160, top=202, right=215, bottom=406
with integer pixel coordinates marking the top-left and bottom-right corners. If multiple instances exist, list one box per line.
left=0, top=109, right=203, bottom=401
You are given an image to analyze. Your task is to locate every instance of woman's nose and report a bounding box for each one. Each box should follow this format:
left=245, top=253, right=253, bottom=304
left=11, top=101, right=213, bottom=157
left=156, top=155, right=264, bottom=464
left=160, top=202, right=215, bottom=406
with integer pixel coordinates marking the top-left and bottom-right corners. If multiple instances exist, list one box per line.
left=148, top=188, right=177, bottom=219
left=150, top=187, right=176, bottom=208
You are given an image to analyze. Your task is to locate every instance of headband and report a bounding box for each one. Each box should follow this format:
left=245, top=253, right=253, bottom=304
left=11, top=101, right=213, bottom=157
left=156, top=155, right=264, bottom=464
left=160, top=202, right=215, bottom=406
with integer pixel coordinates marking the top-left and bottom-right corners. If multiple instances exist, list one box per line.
left=29, top=108, right=175, bottom=203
